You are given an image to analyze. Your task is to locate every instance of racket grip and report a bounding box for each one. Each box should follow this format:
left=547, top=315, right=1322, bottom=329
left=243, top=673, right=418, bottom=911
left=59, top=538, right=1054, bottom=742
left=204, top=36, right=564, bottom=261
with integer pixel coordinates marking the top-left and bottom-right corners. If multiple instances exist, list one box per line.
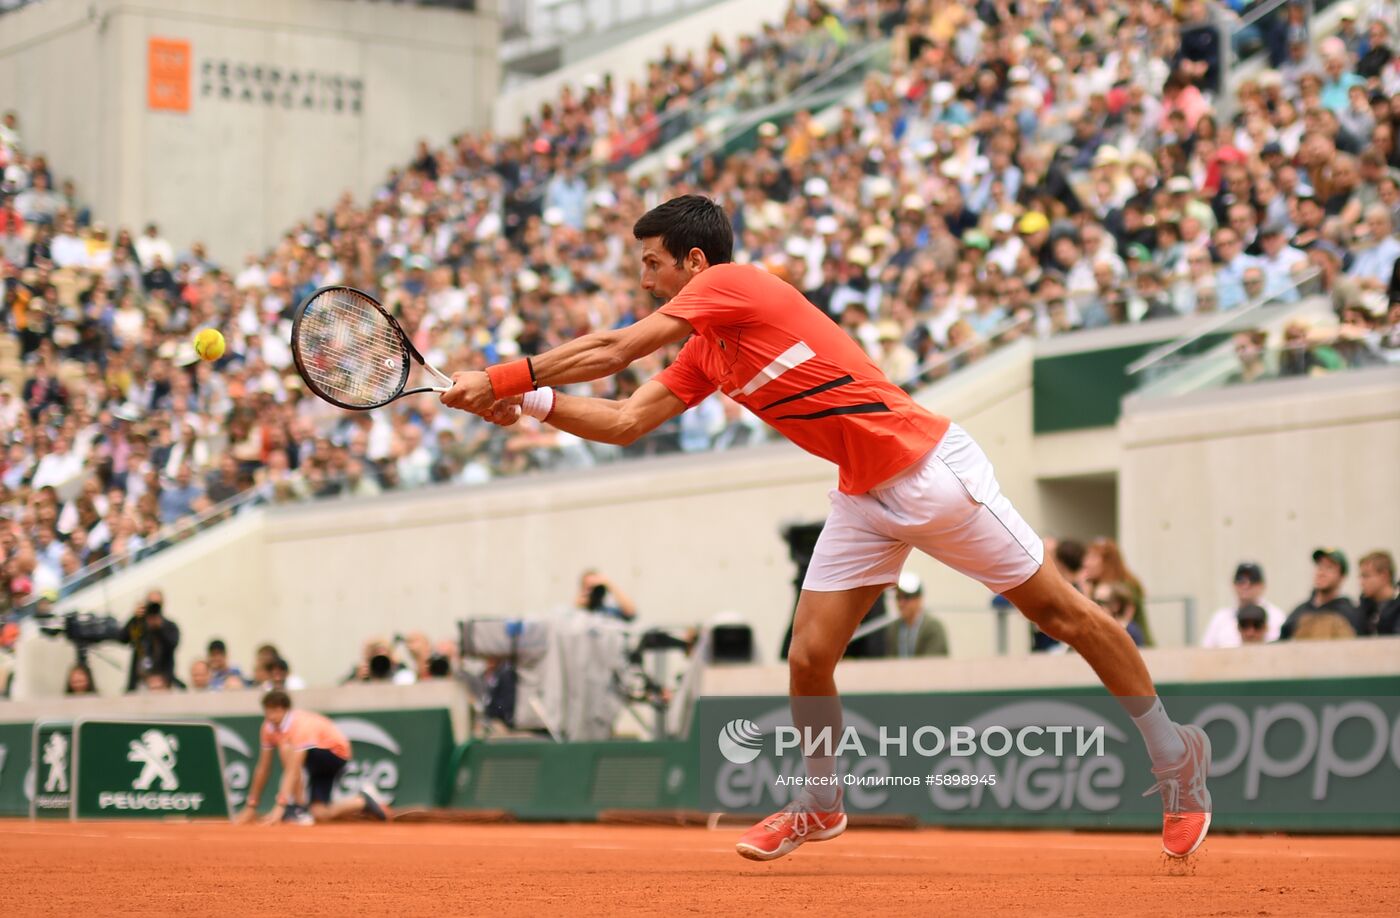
left=486, top=359, right=535, bottom=398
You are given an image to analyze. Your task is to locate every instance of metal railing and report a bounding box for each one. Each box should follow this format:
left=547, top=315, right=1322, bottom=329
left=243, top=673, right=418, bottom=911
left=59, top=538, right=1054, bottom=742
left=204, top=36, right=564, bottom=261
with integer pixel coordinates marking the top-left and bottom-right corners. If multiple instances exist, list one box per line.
left=1125, top=268, right=1322, bottom=382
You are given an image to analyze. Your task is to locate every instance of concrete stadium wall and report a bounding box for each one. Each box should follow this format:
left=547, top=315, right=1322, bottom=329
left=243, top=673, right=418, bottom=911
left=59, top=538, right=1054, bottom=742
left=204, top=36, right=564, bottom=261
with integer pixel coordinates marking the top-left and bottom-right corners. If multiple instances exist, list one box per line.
left=1119, top=365, right=1400, bottom=628
left=0, top=0, right=499, bottom=263
left=491, top=0, right=788, bottom=134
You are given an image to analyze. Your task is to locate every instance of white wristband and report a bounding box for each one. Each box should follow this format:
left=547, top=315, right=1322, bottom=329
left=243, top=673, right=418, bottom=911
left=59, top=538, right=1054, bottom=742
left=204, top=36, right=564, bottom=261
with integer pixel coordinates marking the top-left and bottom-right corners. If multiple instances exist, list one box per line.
left=520, top=387, right=555, bottom=420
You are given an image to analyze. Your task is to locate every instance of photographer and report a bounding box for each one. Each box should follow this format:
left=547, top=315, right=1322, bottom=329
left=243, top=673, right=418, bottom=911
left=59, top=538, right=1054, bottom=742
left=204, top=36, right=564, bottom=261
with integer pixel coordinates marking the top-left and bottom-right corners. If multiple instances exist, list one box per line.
left=403, top=632, right=453, bottom=681
left=345, top=637, right=415, bottom=685
left=574, top=569, right=637, bottom=622
left=120, top=589, right=180, bottom=693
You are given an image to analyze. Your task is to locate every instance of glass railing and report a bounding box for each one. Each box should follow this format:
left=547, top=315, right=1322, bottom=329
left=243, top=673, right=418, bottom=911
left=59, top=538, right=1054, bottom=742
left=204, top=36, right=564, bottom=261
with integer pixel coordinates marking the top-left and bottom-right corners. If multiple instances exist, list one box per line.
left=7, top=484, right=273, bottom=618
left=1132, top=324, right=1399, bottom=401
left=688, top=38, right=892, bottom=164
left=530, top=32, right=890, bottom=195
left=1126, top=268, right=1324, bottom=387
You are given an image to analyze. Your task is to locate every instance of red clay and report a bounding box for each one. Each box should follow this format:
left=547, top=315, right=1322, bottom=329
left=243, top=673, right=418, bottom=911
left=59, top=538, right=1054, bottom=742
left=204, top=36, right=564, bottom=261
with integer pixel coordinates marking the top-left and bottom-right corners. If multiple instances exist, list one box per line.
left=3, top=820, right=1394, bottom=916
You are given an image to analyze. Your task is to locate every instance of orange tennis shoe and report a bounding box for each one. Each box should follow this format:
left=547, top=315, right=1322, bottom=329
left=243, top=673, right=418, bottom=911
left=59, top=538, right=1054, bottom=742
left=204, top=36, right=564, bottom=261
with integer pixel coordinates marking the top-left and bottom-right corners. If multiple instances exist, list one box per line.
left=735, top=790, right=847, bottom=861
left=1142, top=723, right=1213, bottom=857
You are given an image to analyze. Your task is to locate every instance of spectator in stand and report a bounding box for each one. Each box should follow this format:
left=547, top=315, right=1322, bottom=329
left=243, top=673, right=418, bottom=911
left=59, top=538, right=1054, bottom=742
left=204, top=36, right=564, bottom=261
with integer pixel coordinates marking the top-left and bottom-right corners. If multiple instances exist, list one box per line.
left=1357, top=549, right=1399, bottom=635
left=1226, top=329, right=1272, bottom=384
left=189, top=658, right=212, bottom=691
left=1082, top=538, right=1154, bottom=647
left=1092, top=581, right=1146, bottom=648
left=266, top=656, right=303, bottom=691
left=1281, top=548, right=1361, bottom=640
left=206, top=638, right=246, bottom=690
left=249, top=643, right=305, bottom=690
left=1231, top=603, right=1271, bottom=645
left=133, top=222, right=174, bottom=272
left=158, top=462, right=204, bottom=523
left=65, top=662, right=96, bottom=695
left=1200, top=562, right=1286, bottom=647
left=883, top=571, right=948, bottom=658
left=1346, top=205, right=1400, bottom=288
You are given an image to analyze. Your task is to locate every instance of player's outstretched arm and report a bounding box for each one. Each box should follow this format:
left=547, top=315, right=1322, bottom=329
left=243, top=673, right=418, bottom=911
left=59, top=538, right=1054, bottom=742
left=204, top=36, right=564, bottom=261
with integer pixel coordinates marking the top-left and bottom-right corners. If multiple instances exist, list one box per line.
left=546, top=379, right=688, bottom=446
left=441, top=311, right=692, bottom=415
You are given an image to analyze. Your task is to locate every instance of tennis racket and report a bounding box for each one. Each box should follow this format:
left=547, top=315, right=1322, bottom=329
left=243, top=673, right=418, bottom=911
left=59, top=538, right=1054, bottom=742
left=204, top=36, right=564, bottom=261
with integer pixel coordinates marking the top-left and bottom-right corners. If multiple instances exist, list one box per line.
left=290, top=285, right=453, bottom=410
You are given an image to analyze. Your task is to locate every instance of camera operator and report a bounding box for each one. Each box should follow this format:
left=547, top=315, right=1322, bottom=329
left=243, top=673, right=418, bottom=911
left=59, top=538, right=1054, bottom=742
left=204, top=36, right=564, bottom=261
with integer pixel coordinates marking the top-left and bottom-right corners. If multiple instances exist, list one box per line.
left=345, top=637, right=415, bottom=685
left=121, top=589, right=180, bottom=693
left=574, top=569, right=637, bottom=622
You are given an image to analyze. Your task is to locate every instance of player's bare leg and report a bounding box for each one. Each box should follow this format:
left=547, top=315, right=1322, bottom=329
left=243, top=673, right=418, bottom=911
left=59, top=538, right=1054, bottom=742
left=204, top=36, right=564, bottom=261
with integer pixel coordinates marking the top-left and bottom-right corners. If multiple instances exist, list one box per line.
left=735, top=584, right=887, bottom=861
left=1004, top=562, right=1213, bottom=857
left=1002, top=563, right=1154, bottom=697
left=309, top=787, right=390, bottom=823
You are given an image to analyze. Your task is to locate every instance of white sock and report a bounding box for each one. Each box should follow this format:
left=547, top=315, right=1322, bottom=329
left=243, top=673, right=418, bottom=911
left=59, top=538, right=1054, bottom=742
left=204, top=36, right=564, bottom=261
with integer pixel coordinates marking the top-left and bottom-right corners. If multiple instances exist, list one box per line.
left=1131, top=697, right=1187, bottom=769
left=803, top=755, right=839, bottom=809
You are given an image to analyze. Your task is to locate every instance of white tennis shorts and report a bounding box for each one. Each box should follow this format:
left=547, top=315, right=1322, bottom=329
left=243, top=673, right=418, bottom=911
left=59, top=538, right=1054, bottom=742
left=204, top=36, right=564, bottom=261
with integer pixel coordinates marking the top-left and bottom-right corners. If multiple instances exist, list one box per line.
left=804, top=423, right=1044, bottom=594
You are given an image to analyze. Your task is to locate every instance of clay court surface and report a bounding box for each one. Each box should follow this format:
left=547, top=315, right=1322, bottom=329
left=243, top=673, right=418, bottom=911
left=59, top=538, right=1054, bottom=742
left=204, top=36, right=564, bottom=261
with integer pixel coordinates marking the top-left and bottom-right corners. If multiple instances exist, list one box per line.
left=4, top=821, right=1396, bottom=916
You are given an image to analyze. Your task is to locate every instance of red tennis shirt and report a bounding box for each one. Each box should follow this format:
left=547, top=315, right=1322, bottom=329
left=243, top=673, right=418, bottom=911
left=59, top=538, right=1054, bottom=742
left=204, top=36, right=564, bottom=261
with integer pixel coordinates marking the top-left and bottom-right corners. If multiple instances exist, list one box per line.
left=655, top=263, right=949, bottom=494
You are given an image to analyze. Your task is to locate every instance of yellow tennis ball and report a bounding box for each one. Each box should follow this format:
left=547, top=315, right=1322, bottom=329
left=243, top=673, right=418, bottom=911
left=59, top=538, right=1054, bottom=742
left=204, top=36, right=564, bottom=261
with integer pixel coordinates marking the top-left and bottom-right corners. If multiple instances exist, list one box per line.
left=194, top=328, right=226, bottom=362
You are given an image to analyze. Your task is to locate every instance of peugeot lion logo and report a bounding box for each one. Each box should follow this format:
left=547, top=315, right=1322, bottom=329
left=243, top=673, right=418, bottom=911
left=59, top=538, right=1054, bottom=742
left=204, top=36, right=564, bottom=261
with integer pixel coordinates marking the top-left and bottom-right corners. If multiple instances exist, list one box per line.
left=718, top=719, right=765, bottom=764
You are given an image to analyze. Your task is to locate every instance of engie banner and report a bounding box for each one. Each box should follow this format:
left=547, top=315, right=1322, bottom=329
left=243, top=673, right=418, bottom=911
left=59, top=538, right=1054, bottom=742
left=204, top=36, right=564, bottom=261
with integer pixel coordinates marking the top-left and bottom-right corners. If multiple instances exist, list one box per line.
left=697, top=684, right=1400, bottom=833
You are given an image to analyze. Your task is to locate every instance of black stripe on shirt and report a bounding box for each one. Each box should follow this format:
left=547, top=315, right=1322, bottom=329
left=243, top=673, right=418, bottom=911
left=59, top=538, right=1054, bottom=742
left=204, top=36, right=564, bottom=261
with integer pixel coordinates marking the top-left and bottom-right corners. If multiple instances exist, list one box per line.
left=760, top=374, right=854, bottom=411
left=775, top=401, right=891, bottom=421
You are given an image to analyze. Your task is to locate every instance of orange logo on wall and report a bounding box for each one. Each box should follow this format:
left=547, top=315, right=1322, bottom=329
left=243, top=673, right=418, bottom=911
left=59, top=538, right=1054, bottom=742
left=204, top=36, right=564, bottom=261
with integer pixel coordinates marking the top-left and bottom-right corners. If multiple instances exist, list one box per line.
left=148, top=38, right=191, bottom=113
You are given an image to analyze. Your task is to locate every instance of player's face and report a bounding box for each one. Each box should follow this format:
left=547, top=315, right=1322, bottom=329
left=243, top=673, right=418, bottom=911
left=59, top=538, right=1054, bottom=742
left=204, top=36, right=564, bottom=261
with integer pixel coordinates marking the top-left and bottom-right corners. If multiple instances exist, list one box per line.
left=638, top=237, right=698, bottom=302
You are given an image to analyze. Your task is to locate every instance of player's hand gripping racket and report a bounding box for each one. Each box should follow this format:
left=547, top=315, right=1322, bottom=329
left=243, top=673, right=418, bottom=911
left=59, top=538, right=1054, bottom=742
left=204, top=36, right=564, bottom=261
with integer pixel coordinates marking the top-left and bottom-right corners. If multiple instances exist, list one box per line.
left=291, top=285, right=453, bottom=410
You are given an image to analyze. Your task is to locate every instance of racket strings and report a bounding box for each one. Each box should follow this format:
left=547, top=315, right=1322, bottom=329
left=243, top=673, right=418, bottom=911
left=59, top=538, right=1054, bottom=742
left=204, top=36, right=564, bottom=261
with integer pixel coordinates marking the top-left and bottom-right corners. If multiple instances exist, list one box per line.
left=295, top=290, right=409, bottom=408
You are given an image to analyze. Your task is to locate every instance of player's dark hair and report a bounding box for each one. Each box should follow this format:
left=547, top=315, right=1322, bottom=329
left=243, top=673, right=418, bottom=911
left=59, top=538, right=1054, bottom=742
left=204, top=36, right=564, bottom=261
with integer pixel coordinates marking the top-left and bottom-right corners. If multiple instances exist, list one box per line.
left=262, top=689, right=292, bottom=710
left=632, top=195, right=733, bottom=266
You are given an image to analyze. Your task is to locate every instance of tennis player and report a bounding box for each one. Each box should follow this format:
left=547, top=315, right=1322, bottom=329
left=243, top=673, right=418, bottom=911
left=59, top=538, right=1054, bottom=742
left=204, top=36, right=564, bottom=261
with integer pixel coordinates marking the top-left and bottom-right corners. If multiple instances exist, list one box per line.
left=441, top=195, right=1210, bottom=861
left=237, top=690, right=390, bottom=825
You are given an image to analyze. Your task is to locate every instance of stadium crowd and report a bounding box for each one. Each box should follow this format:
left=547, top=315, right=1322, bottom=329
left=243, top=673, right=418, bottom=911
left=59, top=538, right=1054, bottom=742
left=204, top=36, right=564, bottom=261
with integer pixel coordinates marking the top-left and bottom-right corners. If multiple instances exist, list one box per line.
left=2, top=0, right=1400, bottom=616
left=1040, top=536, right=1399, bottom=654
